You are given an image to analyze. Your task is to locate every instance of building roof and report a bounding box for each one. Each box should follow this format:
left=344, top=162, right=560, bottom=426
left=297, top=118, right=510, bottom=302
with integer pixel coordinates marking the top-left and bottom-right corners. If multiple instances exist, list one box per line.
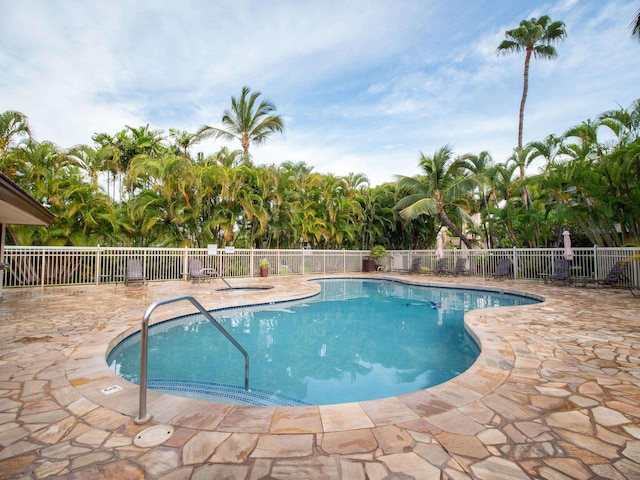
left=0, top=173, right=55, bottom=226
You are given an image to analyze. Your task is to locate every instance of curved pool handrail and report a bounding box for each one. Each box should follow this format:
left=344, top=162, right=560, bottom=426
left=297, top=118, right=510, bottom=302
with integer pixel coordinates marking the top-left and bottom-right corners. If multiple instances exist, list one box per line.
left=135, top=294, right=250, bottom=424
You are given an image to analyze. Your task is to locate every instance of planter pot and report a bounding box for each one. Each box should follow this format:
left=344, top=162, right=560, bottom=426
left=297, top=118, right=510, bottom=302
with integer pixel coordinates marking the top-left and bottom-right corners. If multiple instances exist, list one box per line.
left=260, top=268, right=268, bottom=277
left=362, top=257, right=375, bottom=272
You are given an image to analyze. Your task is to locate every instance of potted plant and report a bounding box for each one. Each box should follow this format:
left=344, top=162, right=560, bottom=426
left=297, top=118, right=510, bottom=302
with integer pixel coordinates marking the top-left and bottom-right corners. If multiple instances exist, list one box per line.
left=370, top=245, right=387, bottom=270
left=259, top=258, right=270, bottom=277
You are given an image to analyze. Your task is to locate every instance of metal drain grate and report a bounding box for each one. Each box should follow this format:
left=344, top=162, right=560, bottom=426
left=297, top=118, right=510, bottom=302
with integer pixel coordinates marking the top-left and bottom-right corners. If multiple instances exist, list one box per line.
left=134, top=424, right=174, bottom=448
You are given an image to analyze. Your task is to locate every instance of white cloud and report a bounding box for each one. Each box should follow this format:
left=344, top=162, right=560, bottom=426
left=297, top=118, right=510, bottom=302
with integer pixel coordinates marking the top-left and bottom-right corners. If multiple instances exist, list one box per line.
left=1, top=0, right=638, bottom=186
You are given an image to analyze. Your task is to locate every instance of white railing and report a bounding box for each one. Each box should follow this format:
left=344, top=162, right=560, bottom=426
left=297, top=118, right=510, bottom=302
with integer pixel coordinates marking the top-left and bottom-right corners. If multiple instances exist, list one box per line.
left=1, top=245, right=639, bottom=289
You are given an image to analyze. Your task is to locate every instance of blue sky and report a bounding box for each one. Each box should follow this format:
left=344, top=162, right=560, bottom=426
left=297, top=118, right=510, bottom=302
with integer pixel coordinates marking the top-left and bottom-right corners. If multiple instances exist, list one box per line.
left=1, top=0, right=638, bottom=186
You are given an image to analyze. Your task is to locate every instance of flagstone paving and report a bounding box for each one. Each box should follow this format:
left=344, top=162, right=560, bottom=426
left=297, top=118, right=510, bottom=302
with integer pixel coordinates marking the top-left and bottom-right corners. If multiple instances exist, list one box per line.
left=0, top=274, right=639, bottom=479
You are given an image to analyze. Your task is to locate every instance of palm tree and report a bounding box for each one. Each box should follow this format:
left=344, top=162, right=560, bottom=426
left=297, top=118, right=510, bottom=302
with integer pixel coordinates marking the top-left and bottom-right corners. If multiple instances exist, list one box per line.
left=0, top=110, right=31, bottom=165
left=125, top=153, right=199, bottom=246
left=168, top=128, right=200, bottom=158
left=561, top=119, right=603, bottom=161
left=599, top=99, right=640, bottom=147
left=67, top=144, right=104, bottom=186
left=460, top=151, right=495, bottom=247
left=529, top=134, right=563, bottom=167
left=631, top=9, right=640, bottom=41
left=497, top=15, right=567, bottom=149
left=395, top=146, right=476, bottom=249
left=507, top=145, right=537, bottom=207
left=487, top=162, right=520, bottom=246
left=198, top=86, right=284, bottom=160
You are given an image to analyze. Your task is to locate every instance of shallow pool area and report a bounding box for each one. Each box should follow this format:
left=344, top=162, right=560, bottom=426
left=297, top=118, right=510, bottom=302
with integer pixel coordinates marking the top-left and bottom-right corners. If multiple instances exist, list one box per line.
left=107, top=278, right=539, bottom=405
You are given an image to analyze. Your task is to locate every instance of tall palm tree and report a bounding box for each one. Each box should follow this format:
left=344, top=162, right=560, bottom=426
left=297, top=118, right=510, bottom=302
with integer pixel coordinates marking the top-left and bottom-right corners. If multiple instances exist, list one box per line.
left=497, top=15, right=567, bottom=149
left=198, top=86, right=284, bottom=160
left=395, top=146, right=476, bottom=249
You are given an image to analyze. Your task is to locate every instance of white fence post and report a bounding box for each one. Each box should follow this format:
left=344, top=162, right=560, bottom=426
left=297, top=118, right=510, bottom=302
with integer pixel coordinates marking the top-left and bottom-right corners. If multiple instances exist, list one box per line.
left=40, top=249, right=46, bottom=288
left=183, top=247, right=189, bottom=282
left=95, top=246, right=101, bottom=286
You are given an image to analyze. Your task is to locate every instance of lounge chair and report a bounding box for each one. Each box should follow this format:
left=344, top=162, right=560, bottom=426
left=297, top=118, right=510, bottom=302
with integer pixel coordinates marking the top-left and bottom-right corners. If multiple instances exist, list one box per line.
left=578, top=261, right=637, bottom=296
left=488, top=258, right=512, bottom=280
left=434, top=258, right=450, bottom=275
left=187, top=258, right=217, bottom=284
left=540, top=258, right=571, bottom=285
left=453, top=258, right=468, bottom=276
left=124, top=258, right=147, bottom=286
left=409, top=257, right=422, bottom=274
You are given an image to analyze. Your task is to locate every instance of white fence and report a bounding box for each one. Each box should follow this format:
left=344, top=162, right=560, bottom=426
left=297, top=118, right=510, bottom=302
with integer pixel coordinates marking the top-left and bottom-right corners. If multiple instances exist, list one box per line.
left=1, top=246, right=639, bottom=289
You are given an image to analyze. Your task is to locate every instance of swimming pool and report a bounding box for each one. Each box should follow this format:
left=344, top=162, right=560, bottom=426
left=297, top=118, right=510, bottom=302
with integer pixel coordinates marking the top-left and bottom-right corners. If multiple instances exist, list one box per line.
left=107, top=278, right=538, bottom=406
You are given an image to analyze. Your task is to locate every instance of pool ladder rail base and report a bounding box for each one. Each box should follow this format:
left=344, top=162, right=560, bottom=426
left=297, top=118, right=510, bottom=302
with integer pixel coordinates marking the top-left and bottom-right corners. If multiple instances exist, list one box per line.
left=134, top=294, right=250, bottom=425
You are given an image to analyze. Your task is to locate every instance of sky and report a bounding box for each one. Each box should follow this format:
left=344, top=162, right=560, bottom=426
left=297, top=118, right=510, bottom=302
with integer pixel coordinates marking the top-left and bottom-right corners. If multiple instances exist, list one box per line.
left=1, top=0, right=638, bottom=186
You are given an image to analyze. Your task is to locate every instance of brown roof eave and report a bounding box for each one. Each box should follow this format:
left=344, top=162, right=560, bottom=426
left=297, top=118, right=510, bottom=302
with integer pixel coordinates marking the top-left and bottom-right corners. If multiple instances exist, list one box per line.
left=0, top=173, right=55, bottom=226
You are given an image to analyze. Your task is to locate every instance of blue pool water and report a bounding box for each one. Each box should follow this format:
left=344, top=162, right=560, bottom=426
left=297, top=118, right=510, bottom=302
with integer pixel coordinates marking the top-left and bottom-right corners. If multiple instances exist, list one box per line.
left=107, top=279, right=538, bottom=406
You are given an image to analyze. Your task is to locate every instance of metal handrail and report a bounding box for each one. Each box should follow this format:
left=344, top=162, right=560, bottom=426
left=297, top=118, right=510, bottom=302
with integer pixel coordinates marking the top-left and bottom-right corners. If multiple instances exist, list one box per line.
left=134, top=294, right=250, bottom=424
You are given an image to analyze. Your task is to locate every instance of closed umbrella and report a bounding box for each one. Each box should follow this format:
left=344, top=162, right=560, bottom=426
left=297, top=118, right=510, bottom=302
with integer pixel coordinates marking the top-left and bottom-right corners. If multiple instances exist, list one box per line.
left=436, top=234, right=444, bottom=259
left=563, top=230, right=574, bottom=260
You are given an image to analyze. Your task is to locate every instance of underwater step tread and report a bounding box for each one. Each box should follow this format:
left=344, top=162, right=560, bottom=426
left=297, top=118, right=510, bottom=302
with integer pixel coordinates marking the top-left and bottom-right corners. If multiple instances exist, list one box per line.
left=144, top=378, right=313, bottom=407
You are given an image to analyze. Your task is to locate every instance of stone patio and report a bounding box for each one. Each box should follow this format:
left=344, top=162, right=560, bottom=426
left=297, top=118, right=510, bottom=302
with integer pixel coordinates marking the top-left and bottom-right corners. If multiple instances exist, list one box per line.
left=0, top=274, right=639, bottom=479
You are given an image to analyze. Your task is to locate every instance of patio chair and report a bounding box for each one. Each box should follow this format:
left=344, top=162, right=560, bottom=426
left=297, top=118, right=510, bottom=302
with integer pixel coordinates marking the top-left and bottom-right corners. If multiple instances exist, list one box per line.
left=409, top=257, right=422, bottom=274
left=487, top=258, right=512, bottom=280
left=187, top=258, right=217, bottom=284
left=434, top=258, right=450, bottom=275
left=453, top=258, right=468, bottom=276
left=578, top=261, right=637, bottom=296
left=124, top=258, right=147, bottom=286
left=540, top=258, right=571, bottom=285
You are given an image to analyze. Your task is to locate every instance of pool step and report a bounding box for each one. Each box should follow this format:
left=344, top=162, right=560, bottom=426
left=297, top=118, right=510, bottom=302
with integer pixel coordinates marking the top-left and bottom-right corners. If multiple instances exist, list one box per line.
left=146, top=378, right=312, bottom=407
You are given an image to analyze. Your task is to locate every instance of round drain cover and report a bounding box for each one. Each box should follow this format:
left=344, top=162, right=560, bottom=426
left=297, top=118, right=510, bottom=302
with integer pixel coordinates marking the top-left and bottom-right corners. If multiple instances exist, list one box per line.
left=134, top=424, right=174, bottom=448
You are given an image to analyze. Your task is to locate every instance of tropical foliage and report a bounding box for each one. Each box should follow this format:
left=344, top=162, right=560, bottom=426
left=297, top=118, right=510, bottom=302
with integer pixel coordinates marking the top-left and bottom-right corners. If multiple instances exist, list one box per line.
left=2, top=90, right=640, bottom=249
